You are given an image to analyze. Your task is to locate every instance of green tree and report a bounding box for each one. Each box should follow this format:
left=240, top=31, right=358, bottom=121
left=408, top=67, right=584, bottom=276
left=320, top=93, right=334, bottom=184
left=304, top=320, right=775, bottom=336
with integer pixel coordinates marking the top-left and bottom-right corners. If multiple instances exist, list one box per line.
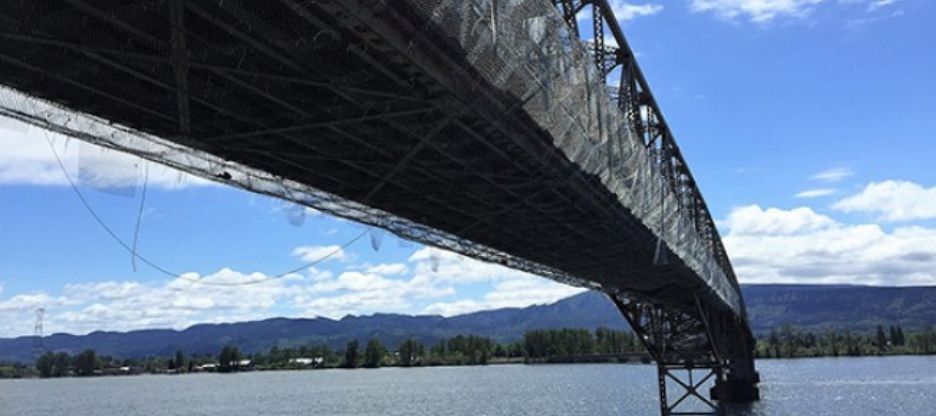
left=827, top=331, right=839, bottom=357
left=36, top=352, right=56, bottom=378
left=218, top=345, right=241, bottom=373
left=363, top=338, right=385, bottom=368
left=73, top=349, right=97, bottom=376
left=876, top=325, right=888, bottom=353
left=343, top=340, right=360, bottom=369
left=398, top=339, right=423, bottom=367
left=780, top=325, right=798, bottom=358
left=175, top=350, right=186, bottom=372
left=767, top=330, right=780, bottom=358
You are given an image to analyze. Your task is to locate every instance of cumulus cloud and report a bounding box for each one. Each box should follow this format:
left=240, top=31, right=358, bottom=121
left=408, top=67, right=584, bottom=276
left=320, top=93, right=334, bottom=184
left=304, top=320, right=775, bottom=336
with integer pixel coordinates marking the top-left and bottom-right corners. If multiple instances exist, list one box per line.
left=577, top=1, right=663, bottom=24
left=292, top=245, right=347, bottom=263
left=408, top=247, right=529, bottom=284
left=689, top=0, right=826, bottom=23
left=721, top=205, right=836, bottom=235
left=610, top=1, right=665, bottom=20
left=413, top=247, right=585, bottom=316
left=297, top=270, right=453, bottom=318
left=0, top=245, right=586, bottom=336
left=0, top=118, right=211, bottom=189
left=363, top=263, right=408, bottom=275
left=832, top=180, right=936, bottom=222
left=723, top=204, right=936, bottom=286
left=424, top=275, right=585, bottom=317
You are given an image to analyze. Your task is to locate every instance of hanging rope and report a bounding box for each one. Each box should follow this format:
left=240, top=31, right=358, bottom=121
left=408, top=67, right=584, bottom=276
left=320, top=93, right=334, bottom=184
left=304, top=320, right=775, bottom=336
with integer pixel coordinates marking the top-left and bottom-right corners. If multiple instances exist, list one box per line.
left=131, top=163, right=149, bottom=272
left=45, top=133, right=367, bottom=287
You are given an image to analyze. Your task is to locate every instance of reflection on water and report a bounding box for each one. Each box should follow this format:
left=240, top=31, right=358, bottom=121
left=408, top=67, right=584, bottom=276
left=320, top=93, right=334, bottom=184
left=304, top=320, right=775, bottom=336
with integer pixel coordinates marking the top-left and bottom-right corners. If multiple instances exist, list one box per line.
left=2, top=356, right=935, bottom=416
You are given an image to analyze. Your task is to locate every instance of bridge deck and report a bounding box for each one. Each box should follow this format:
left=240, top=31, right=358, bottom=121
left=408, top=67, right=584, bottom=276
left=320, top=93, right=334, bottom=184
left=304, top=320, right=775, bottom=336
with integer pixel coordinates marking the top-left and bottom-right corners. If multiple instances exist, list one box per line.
left=0, top=0, right=740, bottom=315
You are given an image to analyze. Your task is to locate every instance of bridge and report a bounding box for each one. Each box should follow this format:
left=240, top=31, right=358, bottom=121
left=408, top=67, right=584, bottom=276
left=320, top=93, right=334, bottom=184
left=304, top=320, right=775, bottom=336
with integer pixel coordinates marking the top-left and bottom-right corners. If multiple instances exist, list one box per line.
left=0, top=0, right=758, bottom=413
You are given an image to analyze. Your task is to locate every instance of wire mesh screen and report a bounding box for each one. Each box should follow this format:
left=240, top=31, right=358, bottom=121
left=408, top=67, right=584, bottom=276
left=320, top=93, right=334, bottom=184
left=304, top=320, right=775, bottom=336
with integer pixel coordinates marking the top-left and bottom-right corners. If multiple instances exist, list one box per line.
left=405, top=0, right=740, bottom=312
left=0, top=0, right=741, bottom=314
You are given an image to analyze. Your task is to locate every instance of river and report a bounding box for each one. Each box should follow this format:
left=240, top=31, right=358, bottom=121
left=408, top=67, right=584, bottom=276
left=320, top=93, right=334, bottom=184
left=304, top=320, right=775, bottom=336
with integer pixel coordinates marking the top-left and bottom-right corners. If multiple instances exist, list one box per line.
left=2, top=356, right=934, bottom=415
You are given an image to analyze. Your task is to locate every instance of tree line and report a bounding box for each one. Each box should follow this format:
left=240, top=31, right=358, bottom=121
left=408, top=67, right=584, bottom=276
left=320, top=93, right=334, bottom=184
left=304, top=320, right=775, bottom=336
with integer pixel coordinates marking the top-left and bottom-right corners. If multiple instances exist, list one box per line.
left=20, top=327, right=637, bottom=378
left=13, top=325, right=936, bottom=379
left=756, top=325, right=936, bottom=358
left=31, top=348, right=212, bottom=378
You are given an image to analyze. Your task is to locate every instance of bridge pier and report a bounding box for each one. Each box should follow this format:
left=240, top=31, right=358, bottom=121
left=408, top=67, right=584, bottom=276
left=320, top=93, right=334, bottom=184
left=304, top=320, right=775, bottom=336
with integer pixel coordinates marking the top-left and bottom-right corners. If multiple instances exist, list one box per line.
left=711, top=373, right=761, bottom=403
left=608, top=293, right=759, bottom=415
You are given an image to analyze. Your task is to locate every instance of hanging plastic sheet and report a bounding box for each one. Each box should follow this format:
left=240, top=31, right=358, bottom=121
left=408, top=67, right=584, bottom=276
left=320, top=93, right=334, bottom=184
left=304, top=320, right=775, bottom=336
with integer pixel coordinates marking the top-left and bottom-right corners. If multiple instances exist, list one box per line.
left=282, top=201, right=307, bottom=227
left=78, top=141, right=140, bottom=197
left=369, top=227, right=384, bottom=252
left=0, top=113, right=29, bottom=133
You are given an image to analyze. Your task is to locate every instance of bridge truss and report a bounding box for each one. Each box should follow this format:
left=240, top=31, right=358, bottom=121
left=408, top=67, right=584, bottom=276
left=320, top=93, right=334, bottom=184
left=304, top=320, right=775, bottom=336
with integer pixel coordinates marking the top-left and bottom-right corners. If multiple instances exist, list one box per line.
left=557, top=1, right=759, bottom=413
left=0, top=0, right=758, bottom=413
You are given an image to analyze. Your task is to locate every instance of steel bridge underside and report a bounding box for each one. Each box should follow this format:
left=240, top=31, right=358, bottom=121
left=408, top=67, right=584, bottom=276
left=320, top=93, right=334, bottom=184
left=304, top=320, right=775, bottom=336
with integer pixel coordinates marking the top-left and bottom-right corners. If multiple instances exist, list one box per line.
left=0, top=1, right=758, bottom=413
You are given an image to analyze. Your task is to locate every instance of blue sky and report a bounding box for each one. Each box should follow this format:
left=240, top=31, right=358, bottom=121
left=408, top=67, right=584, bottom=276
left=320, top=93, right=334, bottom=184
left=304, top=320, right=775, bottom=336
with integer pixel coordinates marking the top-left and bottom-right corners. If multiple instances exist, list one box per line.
left=1, top=0, right=935, bottom=337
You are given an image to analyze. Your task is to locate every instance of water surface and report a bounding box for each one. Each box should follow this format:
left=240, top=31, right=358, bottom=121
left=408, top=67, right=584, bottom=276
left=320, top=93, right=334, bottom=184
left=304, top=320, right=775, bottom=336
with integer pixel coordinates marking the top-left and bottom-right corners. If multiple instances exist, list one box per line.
left=2, top=356, right=934, bottom=415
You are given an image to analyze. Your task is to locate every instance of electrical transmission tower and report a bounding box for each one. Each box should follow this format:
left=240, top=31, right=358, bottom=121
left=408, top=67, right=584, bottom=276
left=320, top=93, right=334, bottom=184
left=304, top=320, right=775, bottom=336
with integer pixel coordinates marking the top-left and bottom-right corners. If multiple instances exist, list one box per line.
left=33, top=308, right=45, bottom=354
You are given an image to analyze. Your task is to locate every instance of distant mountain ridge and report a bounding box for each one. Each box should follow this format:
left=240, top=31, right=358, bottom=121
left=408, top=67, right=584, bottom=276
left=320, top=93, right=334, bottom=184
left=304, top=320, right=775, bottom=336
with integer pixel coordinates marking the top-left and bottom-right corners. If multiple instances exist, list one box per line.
left=0, top=291, right=626, bottom=363
left=2, top=284, right=935, bottom=363
left=742, top=284, right=936, bottom=333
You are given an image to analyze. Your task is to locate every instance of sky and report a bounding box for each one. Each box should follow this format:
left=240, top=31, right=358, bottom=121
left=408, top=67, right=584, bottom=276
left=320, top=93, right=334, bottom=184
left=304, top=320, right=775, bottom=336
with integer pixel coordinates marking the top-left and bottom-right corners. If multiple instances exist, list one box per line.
left=1, top=0, right=935, bottom=338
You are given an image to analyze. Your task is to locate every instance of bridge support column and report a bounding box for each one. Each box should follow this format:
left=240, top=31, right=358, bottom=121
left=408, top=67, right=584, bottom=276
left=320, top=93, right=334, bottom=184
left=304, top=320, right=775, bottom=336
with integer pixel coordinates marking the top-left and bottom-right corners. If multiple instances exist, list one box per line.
left=608, top=292, right=758, bottom=416
left=657, top=362, right=721, bottom=415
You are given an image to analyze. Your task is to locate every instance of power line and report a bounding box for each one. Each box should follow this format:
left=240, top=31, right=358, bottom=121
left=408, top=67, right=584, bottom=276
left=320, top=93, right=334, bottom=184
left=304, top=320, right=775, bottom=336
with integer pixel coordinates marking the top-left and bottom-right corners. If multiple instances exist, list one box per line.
left=45, top=134, right=367, bottom=287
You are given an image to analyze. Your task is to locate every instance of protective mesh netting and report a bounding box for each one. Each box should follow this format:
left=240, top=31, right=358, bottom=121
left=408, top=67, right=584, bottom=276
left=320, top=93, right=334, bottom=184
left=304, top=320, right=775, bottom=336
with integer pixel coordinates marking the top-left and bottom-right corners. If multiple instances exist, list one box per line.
left=0, top=0, right=741, bottom=313
left=0, top=85, right=603, bottom=292
left=405, top=0, right=740, bottom=312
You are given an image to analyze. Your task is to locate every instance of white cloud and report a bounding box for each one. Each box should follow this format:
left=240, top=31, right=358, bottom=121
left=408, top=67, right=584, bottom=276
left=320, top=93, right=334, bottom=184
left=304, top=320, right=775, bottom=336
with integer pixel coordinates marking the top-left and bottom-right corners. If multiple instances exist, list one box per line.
left=423, top=300, right=486, bottom=317
left=832, top=180, right=936, bottom=222
left=812, top=167, right=854, bottom=183
left=577, top=1, right=663, bottom=24
left=292, top=245, right=346, bottom=263
left=864, top=0, right=899, bottom=12
left=723, top=204, right=936, bottom=286
left=0, top=118, right=211, bottom=189
left=411, top=247, right=585, bottom=317
left=689, top=0, right=825, bottom=23
left=721, top=205, right=836, bottom=235
left=795, top=188, right=836, bottom=198
left=310, top=271, right=398, bottom=293
left=408, top=247, right=529, bottom=284
left=424, top=276, right=585, bottom=316
left=297, top=270, right=453, bottom=318
left=363, top=263, right=408, bottom=275
left=610, top=2, right=664, bottom=20
left=307, top=267, right=333, bottom=282
left=0, top=244, right=587, bottom=336
left=0, top=293, right=60, bottom=312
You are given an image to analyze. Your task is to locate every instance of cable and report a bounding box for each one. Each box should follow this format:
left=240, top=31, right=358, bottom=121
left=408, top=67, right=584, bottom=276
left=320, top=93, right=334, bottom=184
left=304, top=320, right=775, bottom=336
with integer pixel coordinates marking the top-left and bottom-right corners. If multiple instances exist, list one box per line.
left=175, top=229, right=367, bottom=287
left=45, top=132, right=179, bottom=277
left=45, top=133, right=366, bottom=287
left=131, top=163, right=148, bottom=272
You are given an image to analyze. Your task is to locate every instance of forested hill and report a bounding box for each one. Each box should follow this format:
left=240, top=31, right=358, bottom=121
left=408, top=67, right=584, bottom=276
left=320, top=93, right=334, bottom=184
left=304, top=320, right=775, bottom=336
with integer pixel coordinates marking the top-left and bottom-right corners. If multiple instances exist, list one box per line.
left=0, top=291, right=626, bottom=363
left=742, top=284, right=936, bottom=333
left=2, top=284, right=935, bottom=363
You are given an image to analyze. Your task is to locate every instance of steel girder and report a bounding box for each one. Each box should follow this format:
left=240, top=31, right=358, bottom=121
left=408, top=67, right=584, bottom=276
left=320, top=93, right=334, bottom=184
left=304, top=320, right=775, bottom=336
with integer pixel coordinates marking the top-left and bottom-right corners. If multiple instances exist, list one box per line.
left=553, top=0, right=761, bottom=412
